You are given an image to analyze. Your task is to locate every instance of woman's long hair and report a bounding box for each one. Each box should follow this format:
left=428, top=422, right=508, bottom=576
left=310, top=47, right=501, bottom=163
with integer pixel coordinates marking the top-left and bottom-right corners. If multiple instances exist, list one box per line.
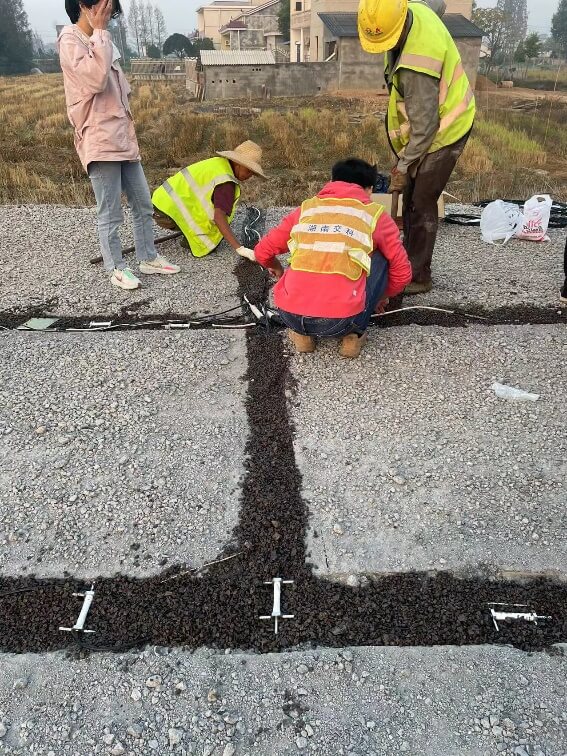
left=65, top=0, right=123, bottom=24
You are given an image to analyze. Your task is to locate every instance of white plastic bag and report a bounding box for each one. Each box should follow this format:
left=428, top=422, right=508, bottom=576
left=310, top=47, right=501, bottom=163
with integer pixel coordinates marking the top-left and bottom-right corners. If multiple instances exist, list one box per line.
left=515, top=194, right=552, bottom=242
left=491, top=382, right=540, bottom=401
left=480, top=200, right=523, bottom=245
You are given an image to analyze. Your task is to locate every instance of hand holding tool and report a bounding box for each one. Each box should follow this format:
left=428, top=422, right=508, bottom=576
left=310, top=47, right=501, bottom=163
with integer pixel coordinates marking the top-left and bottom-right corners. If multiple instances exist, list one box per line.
left=236, top=246, right=256, bottom=261
left=389, top=167, right=407, bottom=194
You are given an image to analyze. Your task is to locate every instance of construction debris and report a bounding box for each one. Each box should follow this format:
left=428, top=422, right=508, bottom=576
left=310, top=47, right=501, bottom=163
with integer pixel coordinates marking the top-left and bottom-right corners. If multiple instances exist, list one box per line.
left=259, top=578, right=294, bottom=635
left=59, top=584, right=96, bottom=635
left=489, top=603, right=552, bottom=632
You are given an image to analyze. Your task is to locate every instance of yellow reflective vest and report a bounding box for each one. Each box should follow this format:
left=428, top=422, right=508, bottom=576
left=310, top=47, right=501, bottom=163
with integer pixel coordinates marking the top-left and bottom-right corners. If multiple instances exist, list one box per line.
left=386, top=1, right=475, bottom=157
left=152, top=156, right=241, bottom=258
left=288, top=197, right=384, bottom=281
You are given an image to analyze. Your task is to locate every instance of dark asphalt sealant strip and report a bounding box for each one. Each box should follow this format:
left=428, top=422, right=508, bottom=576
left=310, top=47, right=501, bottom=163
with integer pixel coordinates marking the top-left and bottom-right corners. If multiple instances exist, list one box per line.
left=1, top=260, right=566, bottom=655
left=1, top=305, right=565, bottom=332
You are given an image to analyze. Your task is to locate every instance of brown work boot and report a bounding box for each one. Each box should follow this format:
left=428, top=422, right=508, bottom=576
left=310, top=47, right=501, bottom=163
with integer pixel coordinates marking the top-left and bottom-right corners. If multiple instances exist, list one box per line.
left=339, top=332, right=368, bottom=359
left=404, top=280, right=432, bottom=295
left=288, top=329, right=316, bottom=354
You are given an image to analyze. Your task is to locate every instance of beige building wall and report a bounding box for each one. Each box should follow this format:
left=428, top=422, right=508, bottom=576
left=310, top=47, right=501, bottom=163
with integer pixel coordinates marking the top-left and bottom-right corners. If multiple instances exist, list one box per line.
left=290, top=0, right=311, bottom=61
left=197, top=2, right=262, bottom=46
left=290, top=0, right=473, bottom=61
left=310, top=0, right=358, bottom=61
left=445, top=0, right=473, bottom=19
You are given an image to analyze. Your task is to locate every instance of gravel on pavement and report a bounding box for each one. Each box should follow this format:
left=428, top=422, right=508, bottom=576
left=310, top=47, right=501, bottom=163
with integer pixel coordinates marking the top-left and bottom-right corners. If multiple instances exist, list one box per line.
left=0, top=331, right=248, bottom=578
left=290, top=324, right=566, bottom=577
left=0, top=645, right=565, bottom=755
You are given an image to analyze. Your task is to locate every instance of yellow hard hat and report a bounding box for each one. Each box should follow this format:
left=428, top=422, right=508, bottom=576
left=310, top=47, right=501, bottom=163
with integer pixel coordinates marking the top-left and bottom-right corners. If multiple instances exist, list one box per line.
left=358, top=0, right=409, bottom=54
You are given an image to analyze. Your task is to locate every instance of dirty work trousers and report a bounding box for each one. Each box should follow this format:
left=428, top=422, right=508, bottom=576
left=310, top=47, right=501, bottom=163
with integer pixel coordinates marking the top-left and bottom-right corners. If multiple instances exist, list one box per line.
left=88, top=161, right=157, bottom=273
left=402, top=131, right=470, bottom=283
left=278, top=252, right=389, bottom=338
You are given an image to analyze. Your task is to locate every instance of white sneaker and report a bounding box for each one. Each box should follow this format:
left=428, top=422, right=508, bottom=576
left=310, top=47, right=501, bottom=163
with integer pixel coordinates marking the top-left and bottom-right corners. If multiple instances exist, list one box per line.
left=139, top=255, right=180, bottom=275
left=110, top=268, right=141, bottom=290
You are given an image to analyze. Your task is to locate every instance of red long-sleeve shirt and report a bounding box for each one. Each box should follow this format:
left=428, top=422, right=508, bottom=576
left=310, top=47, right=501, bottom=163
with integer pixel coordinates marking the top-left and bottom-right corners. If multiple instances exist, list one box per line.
left=254, top=181, right=412, bottom=318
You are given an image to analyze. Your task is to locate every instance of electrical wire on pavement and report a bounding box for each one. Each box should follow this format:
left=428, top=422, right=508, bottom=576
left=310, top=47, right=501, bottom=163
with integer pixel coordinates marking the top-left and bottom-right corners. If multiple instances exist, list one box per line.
left=445, top=199, right=567, bottom=229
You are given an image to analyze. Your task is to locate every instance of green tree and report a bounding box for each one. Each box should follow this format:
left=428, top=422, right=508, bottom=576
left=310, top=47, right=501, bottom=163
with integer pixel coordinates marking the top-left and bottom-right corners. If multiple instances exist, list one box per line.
left=163, top=33, right=194, bottom=58
left=278, top=1, right=291, bottom=42
left=194, top=37, right=215, bottom=51
left=147, top=43, right=161, bottom=59
left=0, top=0, right=33, bottom=74
left=496, top=0, right=528, bottom=59
left=523, top=31, right=542, bottom=58
left=472, top=6, right=508, bottom=69
left=514, top=40, right=526, bottom=62
left=551, top=0, right=567, bottom=56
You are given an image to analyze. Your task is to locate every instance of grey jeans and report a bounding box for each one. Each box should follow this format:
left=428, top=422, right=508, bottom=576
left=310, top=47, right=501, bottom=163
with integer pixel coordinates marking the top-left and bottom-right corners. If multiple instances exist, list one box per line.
left=88, top=160, right=157, bottom=272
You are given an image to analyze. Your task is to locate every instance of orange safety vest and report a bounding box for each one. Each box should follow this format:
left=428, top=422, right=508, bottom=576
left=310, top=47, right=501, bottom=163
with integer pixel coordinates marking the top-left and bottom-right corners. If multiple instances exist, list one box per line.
left=289, top=197, right=384, bottom=281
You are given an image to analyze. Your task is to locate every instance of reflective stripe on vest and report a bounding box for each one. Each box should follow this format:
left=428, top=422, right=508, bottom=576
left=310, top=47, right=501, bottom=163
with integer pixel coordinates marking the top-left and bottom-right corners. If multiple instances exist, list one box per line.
left=152, top=156, right=241, bottom=258
left=386, top=1, right=475, bottom=157
left=161, top=180, right=216, bottom=253
left=439, top=60, right=465, bottom=105
left=289, top=197, right=384, bottom=281
left=398, top=52, right=443, bottom=75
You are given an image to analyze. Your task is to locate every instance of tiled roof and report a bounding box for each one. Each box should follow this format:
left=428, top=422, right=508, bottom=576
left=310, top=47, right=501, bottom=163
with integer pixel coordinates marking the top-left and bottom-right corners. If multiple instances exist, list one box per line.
left=318, top=11, right=483, bottom=39
left=199, top=50, right=276, bottom=65
left=220, top=19, right=247, bottom=32
left=443, top=13, right=484, bottom=37
left=318, top=12, right=358, bottom=38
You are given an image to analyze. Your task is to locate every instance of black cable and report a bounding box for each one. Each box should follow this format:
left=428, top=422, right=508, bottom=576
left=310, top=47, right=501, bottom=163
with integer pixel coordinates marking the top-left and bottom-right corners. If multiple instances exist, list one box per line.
left=242, top=205, right=263, bottom=249
left=0, top=585, right=58, bottom=599
left=446, top=199, right=567, bottom=229
left=444, top=213, right=483, bottom=226
left=75, top=637, right=151, bottom=653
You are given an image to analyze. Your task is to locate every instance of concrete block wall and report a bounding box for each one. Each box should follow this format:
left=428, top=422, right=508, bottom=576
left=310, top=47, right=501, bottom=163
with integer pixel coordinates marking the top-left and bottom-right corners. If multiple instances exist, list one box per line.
left=336, top=37, right=479, bottom=93
left=203, top=61, right=339, bottom=100
left=455, top=38, right=481, bottom=90
left=337, top=38, right=387, bottom=92
left=189, top=35, right=480, bottom=100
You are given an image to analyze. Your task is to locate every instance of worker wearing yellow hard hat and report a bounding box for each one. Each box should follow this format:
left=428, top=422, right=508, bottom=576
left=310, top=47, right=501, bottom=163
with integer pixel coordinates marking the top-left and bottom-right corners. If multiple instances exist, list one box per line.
left=358, top=0, right=476, bottom=294
left=358, top=0, right=409, bottom=54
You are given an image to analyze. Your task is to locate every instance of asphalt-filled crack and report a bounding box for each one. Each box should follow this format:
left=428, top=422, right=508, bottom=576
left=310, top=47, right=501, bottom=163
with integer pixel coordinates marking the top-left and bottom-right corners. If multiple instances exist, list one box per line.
left=0, top=304, right=565, bottom=332
left=0, top=263, right=566, bottom=654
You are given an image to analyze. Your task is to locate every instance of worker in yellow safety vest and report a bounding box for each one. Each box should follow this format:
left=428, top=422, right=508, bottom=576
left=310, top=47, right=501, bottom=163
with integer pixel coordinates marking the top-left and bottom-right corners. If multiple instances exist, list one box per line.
left=152, top=141, right=267, bottom=261
left=358, top=0, right=476, bottom=293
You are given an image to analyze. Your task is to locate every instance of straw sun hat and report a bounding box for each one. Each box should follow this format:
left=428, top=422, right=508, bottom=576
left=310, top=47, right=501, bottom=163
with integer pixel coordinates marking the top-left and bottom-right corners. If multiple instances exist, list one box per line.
left=216, top=140, right=267, bottom=179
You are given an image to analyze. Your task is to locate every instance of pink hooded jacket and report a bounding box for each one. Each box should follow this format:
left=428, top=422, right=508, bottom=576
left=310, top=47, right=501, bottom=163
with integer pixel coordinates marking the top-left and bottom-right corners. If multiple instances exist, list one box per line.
left=57, top=26, right=140, bottom=172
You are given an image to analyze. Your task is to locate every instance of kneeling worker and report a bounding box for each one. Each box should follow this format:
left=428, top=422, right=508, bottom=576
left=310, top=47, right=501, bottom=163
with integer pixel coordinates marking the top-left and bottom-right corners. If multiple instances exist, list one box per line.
left=251, top=159, right=412, bottom=358
left=152, top=141, right=266, bottom=261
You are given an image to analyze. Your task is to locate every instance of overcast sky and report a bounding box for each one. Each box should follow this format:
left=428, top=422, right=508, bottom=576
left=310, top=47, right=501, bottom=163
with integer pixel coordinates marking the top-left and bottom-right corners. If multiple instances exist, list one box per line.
left=24, top=0, right=557, bottom=44
left=24, top=0, right=203, bottom=43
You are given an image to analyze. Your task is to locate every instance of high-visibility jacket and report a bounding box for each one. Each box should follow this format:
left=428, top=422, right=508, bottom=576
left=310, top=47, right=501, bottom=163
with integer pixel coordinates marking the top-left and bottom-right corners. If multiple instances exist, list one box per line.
left=288, top=196, right=385, bottom=281
left=386, top=1, right=475, bottom=157
left=152, top=157, right=241, bottom=258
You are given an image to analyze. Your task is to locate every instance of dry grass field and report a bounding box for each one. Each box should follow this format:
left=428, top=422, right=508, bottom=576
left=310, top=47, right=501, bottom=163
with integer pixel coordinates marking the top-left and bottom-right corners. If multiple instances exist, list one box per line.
left=1, top=74, right=566, bottom=207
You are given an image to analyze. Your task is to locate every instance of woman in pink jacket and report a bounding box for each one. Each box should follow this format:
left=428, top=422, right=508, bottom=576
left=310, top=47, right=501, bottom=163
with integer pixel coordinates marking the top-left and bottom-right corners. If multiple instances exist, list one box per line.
left=58, top=0, right=179, bottom=290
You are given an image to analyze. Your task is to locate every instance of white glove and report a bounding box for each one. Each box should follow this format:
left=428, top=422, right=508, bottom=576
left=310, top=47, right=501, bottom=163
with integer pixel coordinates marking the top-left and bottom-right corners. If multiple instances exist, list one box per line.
left=236, top=246, right=256, bottom=262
